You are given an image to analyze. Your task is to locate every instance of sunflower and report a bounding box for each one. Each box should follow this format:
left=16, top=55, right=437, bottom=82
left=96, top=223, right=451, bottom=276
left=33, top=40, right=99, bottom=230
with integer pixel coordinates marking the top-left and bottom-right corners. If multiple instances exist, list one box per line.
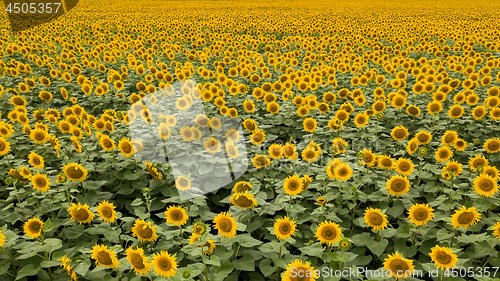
left=250, top=130, right=266, bottom=145
left=315, top=221, right=342, bottom=246
left=0, top=137, right=11, bottom=156
left=230, top=191, right=258, bottom=210
left=335, top=163, right=352, bottom=181
left=378, top=155, right=394, bottom=169
left=125, top=247, right=151, bottom=276
left=99, top=135, right=116, bottom=151
left=384, top=252, right=415, bottom=279
left=473, top=174, right=498, bottom=197
left=282, top=259, right=317, bottom=281
left=233, top=181, right=252, bottom=193
left=386, top=175, right=410, bottom=197
left=283, top=142, right=297, bottom=160
left=91, top=244, right=121, bottom=269
left=194, top=114, right=210, bottom=128
left=415, top=131, right=432, bottom=145
left=408, top=203, right=435, bottom=227
left=326, top=159, right=342, bottom=179
left=225, top=142, right=239, bottom=159
left=484, top=138, right=500, bottom=153
left=116, top=138, right=135, bottom=158
left=213, top=212, right=237, bottom=238
left=164, top=205, right=188, bottom=226
left=303, top=118, right=317, bottom=133
left=243, top=119, right=257, bottom=132
left=0, top=230, right=6, bottom=247
left=317, top=197, right=326, bottom=206
left=243, top=100, right=255, bottom=113
left=448, top=104, right=464, bottom=119
left=267, top=143, right=283, bottom=159
left=252, top=155, right=270, bottom=169
left=429, top=245, right=458, bottom=270
left=483, top=165, right=499, bottom=180
left=67, top=202, right=94, bottom=224
left=451, top=206, right=481, bottom=229
left=97, top=201, right=117, bottom=223
left=175, top=176, right=191, bottom=191
left=30, top=128, right=48, bottom=144
left=201, top=239, right=216, bottom=255
left=468, top=155, right=489, bottom=171
left=435, top=146, right=453, bottom=163
left=427, top=101, right=443, bottom=115
left=331, top=138, right=348, bottom=153
left=132, top=219, right=158, bottom=242
left=353, top=113, right=369, bottom=128
left=152, top=251, right=178, bottom=277
left=359, top=148, right=376, bottom=167
left=23, top=217, right=43, bottom=239
left=273, top=216, right=297, bottom=240
left=31, top=173, right=51, bottom=192
left=391, top=125, right=409, bottom=141
left=391, top=94, right=407, bottom=108
left=63, top=163, right=88, bottom=182
left=364, top=207, right=388, bottom=231
left=492, top=222, right=500, bottom=240
left=204, top=137, right=221, bottom=154
left=442, top=160, right=463, bottom=179
left=283, top=175, right=304, bottom=196
left=175, top=97, right=190, bottom=111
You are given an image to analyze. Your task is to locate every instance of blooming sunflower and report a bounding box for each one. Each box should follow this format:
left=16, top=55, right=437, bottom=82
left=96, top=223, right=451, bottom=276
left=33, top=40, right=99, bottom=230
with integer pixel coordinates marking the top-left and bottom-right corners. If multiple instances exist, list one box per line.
left=442, top=160, right=463, bottom=179
left=118, top=138, right=134, bottom=158
left=230, top=191, right=258, bottom=210
left=0, top=137, right=10, bottom=156
left=0, top=230, right=6, bottom=247
left=131, top=219, right=158, bottom=242
left=268, top=143, right=283, bottom=159
left=97, top=201, right=117, bottom=223
left=315, top=221, right=342, bottom=246
left=164, top=205, right=189, bottom=226
left=282, top=259, right=317, bottom=281
left=391, top=125, right=408, bottom=141
left=250, top=129, right=266, bottom=145
left=441, top=131, right=458, bottom=146
left=429, top=245, right=458, bottom=270
left=175, top=176, right=191, bottom=191
left=91, top=244, right=121, bottom=269
left=468, top=155, right=489, bottom=171
left=283, top=142, right=297, bottom=160
left=335, top=163, right=352, bottom=181
left=386, top=175, right=411, bottom=197
left=301, top=147, right=319, bottom=163
left=364, top=207, right=388, bottom=231
left=448, top=104, right=464, bottom=119
left=406, top=138, right=419, bottom=155
left=252, top=155, right=270, bottom=169
left=283, top=175, right=304, bottom=196
left=384, top=252, right=415, bottom=279
left=451, top=206, right=481, bottom=229
left=233, top=181, right=252, bottom=193
left=435, top=146, right=453, bottom=163
left=359, top=148, right=376, bottom=167
left=31, top=173, right=51, bottom=192
left=23, top=217, right=43, bottom=239
left=303, top=118, right=317, bottom=133
left=408, top=203, right=434, bottom=227
left=68, top=202, right=95, bottom=224
left=213, top=212, right=237, bottom=238
left=30, top=128, right=48, bottom=144
left=378, top=155, right=394, bottom=170
left=484, top=138, right=500, bottom=153
left=473, top=174, right=498, bottom=197
left=483, top=166, right=499, bottom=180
left=152, top=251, right=178, bottom=277
left=126, top=247, right=151, bottom=276
left=353, top=113, right=369, bottom=128
left=99, top=134, right=116, bottom=151
left=273, top=216, right=297, bottom=240
left=394, top=158, right=414, bottom=176
left=492, top=222, right=500, bottom=240
left=63, top=163, right=88, bottom=182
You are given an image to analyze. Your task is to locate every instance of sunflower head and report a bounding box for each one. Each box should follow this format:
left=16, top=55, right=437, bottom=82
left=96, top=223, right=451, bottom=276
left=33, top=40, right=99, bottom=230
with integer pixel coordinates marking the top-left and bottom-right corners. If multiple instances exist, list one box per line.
left=23, top=217, right=44, bottom=239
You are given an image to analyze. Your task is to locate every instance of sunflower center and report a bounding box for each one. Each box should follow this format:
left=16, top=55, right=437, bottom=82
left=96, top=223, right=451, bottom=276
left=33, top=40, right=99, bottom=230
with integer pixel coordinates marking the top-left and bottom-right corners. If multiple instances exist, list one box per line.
left=33, top=158, right=41, bottom=165
left=74, top=209, right=89, bottom=222
left=445, top=135, right=454, bottom=143
left=414, top=208, right=428, bottom=221
left=103, top=139, right=112, bottom=147
left=122, top=143, right=132, bottom=153
left=280, top=223, right=291, bottom=235
left=67, top=167, right=84, bottom=179
left=381, top=159, right=392, bottom=167
left=97, top=251, right=113, bottom=265
left=452, top=108, right=461, bottom=116
left=219, top=218, right=232, bottom=232
left=30, top=221, right=42, bottom=232
left=399, top=163, right=409, bottom=171
left=35, top=178, right=46, bottom=187
left=321, top=226, right=336, bottom=240
left=159, top=259, right=172, bottom=271
left=35, top=132, right=45, bottom=140
left=101, top=207, right=112, bottom=218
left=395, top=129, right=405, bottom=138
left=488, top=142, right=499, bottom=151
left=138, top=226, right=153, bottom=238
left=130, top=253, right=145, bottom=270
left=235, top=196, right=253, bottom=208
left=479, top=179, right=493, bottom=191
left=369, top=214, right=383, bottom=226
left=436, top=252, right=452, bottom=264
left=390, top=259, right=409, bottom=274
left=457, top=212, right=474, bottom=225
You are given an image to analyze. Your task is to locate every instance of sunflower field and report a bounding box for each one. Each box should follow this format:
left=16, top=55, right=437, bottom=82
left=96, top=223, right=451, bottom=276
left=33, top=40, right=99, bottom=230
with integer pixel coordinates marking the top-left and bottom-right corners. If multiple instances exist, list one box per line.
left=1, top=0, right=500, bottom=280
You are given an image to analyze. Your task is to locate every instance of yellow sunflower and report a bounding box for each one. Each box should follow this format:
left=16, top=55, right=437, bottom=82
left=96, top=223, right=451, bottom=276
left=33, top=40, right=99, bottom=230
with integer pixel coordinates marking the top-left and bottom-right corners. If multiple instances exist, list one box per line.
left=131, top=219, right=158, bottom=242
left=250, top=129, right=266, bottom=145
left=468, top=155, right=489, bottom=171
left=230, top=191, right=258, bottom=210
left=473, top=174, right=498, bottom=197
left=303, top=118, right=317, bottom=133
left=390, top=125, right=408, bottom=141
left=353, top=113, right=369, bottom=128
left=268, top=143, right=283, bottom=159
left=0, top=137, right=11, bottom=156
left=67, top=202, right=95, bottom=224
left=335, top=163, right=352, bottom=181
left=233, top=181, right=252, bottom=193
left=429, top=245, right=458, bottom=270
left=386, top=175, right=411, bottom=197
left=315, top=221, right=342, bottom=246
left=408, top=203, right=435, bottom=227
left=282, top=259, right=317, bottom=281
left=492, top=222, right=500, bottom=240
left=63, top=163, right=88, bottom=182
left=484, top=138, right=500, bottom=153
left=30, top=128, right=48, bottom=144
left=97, top=201, right=117, bottom=224
left=23, top=217, right=44, bottom=239
left=99, top=134, right=116, bottom=151
left=0, top=230, right=6, bottom=247
left=152, top=251, right=178, bottom=277
left=31, top=173, right=51, bottom=192
left=126, top=247, right=151, bottom=276
left=213, top=212, right=237, bottom=238
left=175, top=176, right=191, bottom=191
left=364, top=207, right=388, bottom=231
left=204, top=137, right=221, bottom=154
left=118, top=138, right=134, bottom=158
left=451, top=206, right=481, bottom=229
left=91, top=244, right=121, bottom=269
left=384, top=252, right=415, bottom=279
left=252, top=155, right=270, bottom=169
left=274, top=216, right=297, bottom=240
left=359, top=148, right=376, bottom=167
left=378, top=155, right=394, bottom=170
left=435, top=146, right=453, bottom=163
left=283, top=175, right=304, bottom=196
left=283, top=142, right=297, bottom=160
left=448, top=104, right=464, bottom=119
left=164, top=205, right=189, bottom=226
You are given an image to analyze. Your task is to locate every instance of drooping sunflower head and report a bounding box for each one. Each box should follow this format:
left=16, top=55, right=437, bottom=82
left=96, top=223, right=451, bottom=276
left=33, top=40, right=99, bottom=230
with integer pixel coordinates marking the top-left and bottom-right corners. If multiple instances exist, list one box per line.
left=126, top=247, right=151, bottom=276
left=91, top=244, right=121, bottom=269
left=233, top=181, right=252, bottom=193
left=230, top=191, right=258, bottom=210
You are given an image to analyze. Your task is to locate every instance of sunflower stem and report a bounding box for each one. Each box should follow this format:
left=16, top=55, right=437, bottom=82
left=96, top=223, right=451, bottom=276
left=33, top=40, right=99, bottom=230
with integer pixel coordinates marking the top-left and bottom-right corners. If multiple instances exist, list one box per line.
left=5, top=247, right=17, bottom=274
left=449, top=229, right=457, bottom=248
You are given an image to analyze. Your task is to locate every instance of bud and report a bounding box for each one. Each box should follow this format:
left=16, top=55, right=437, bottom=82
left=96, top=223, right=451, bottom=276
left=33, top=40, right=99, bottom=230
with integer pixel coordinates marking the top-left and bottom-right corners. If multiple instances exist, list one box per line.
left=309, top=240, right=314, bottom=245
left=182, top=268, right=191, bottom=279
left=356, top=152, right=365, bottom=160
left=317, top=197, right=326, bottom=206
left=4, top=177, right=14, bottom=185
left=474, top=138, right=480, bottom=145
left=419, top=147, right=428, bottom=155
left=56, top=174, right=67, bottom=183
left=192, top=222, right=208, bottom=236
left=338, top=237, right=352, bottom=251
left=477, top=166, right=484, bottom=174
left=377, top=112, right=384, bottom=119
left=142, top=187, right=150, bottom=193
left=115, top=111, right=123, bottom=119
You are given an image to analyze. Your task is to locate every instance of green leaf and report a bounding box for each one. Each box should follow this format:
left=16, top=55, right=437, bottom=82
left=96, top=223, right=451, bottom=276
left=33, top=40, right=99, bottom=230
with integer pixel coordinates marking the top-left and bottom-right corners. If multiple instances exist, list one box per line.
left=130, top=198, right=143, bottom=206
left=351, top=233, right=372, bottom=246
left=238, top=234, right=262, bottom=247
left=62, top=225, right=85, bottom=239
left=233, top=254, right=255, bottom=271
left=367, top=239, right=388, bottom=257
left=124, top=170, right=140, bottom=180
left=204, top=255, right=220, bottom=266
left=213, top=261, right=234, bottom=280
left=259, top=259, right=276, bottom=276
left=299, top=243, right=324, bottom=257
left=16, top=264, right=41, bottom=280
